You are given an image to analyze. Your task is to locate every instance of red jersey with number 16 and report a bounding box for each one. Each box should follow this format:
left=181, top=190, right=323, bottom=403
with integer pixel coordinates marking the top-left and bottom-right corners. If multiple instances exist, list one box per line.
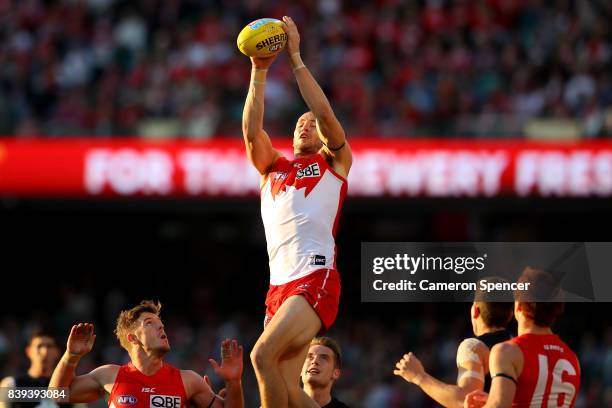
left=511, top=333, right=580, bottom=408
left=108, top=363, right=188, bottom=408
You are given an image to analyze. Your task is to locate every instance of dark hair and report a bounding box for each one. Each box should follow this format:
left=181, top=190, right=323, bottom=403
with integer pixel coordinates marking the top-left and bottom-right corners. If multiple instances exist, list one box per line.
left=476, top=302, right=513, bottom=328
left=474, top=277, right=513, bottom=328
left=27, top=329, right=58, bottom=346
left=311, top=337, right=342, bottom=369
left=515, top=267, right=564, bottom=327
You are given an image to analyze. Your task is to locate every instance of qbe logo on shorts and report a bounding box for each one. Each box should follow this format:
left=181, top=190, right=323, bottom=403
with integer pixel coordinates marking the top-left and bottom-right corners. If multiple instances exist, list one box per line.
left=150, top=395, right=182, bottom=408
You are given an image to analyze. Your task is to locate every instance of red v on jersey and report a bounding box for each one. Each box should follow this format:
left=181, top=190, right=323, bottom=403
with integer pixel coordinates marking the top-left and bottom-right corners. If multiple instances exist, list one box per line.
left=268, top=154, right=328, bottom=200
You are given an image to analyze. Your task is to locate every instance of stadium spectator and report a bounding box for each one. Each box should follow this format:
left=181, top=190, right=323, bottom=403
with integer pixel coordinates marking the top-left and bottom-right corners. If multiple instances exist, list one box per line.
left=0, top=0, right=610, bottom=138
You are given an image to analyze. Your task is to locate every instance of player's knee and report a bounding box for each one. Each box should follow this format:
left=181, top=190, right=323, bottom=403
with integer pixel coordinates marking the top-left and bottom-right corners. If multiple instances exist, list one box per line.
left=250, top=342, right=276, bottom=370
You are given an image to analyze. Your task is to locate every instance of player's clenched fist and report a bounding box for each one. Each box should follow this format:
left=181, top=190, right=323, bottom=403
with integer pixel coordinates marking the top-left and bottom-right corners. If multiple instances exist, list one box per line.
left=67, top=323, right=96, bottom=357
left=393, top=352, right=425, bottom=384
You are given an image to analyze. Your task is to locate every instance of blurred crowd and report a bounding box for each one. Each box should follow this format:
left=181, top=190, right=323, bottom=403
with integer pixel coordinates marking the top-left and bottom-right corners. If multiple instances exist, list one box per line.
left=0, top=288, right=610, bottom=408
left=1, top=0, right=612, bottom=138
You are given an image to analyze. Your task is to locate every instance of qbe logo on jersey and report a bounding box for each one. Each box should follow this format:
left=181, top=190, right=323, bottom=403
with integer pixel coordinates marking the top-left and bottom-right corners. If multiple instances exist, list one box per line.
left=150, top=395, right=182, bottom=408
left=296, top=162, right=321, bottom=180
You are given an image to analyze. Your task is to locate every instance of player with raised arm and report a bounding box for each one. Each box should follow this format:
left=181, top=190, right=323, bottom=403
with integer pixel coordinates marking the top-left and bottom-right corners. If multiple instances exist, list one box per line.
left=48, top=300, right=244, bottom=408
left=395, top=284, right=513, bottom=408
left=464, top=268, right=580, bottom=408
left=242, top=15, right=352, bottom=408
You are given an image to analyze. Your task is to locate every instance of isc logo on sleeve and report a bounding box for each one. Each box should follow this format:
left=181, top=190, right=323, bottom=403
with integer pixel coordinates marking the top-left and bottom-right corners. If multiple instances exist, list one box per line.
left=296, top=163, right=321, bottom=180
left=150, top=395, right=182, bottom=408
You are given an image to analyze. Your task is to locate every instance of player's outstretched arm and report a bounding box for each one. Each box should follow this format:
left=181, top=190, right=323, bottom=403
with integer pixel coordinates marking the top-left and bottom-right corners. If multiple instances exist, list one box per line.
left=282, top=16, right=352, bottom=176
left=395, top=351, right=481, bottom=408
left=242, top=54, right=281, bottom=175
left=49, top=323, right=117, bottom=403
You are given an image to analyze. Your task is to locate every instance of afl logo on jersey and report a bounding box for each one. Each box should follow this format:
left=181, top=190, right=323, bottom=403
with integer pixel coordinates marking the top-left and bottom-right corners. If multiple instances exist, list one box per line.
left=296, top=162, right=321, bottom=180
left=150, top=395, right=182, bottom=408
left=115, top=395, right=137, bottom=406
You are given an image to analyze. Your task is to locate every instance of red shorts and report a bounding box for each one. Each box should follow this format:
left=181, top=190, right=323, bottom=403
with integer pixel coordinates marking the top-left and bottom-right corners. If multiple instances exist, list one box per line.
left=264, top=268, right=341, bottom=333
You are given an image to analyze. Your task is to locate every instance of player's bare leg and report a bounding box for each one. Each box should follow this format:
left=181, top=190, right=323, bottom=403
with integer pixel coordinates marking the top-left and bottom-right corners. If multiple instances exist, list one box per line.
left=251, top=295, right=321, bottom=408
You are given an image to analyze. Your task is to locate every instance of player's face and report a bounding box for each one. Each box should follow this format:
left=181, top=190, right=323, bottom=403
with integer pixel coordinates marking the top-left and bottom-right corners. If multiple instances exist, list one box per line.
left=134, top=312, right=170, bottom=354
left=26, top=336, right=60, bottom=369
left=293, top=113, right=321, bottom=154
left=301, top=345, right=340, bottom=387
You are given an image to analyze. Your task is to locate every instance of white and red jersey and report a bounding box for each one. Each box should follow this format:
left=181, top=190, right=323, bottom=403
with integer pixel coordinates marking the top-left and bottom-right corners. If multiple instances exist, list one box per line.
left=261, top=153, right=347, bottom=285
left=511, top=333, right=580, bottom=408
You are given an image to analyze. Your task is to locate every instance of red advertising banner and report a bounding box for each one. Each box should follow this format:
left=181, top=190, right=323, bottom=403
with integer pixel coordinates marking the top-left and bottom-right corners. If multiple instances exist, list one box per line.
left=0, top=138, right=610, bottom=198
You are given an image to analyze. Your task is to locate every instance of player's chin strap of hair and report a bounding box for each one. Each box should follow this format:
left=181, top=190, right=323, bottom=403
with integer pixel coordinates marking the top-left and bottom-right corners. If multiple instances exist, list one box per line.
left=491, top=373, right=518, bottom=385
left=206, top=395, right=216, bottom=408
left=323, top=140, right=346, bottom=152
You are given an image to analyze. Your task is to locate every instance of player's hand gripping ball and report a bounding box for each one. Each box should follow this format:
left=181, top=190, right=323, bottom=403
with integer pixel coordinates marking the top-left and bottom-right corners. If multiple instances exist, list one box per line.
left=237, top=18, right=287, bottom=58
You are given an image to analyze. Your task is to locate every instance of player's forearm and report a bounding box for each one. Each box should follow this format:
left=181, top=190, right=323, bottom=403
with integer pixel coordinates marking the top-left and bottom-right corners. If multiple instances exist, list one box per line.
left=50, top=352, right=80, bottom=388
left=290, top=53, right=340, bottom=135
left=48, top=352, right=80, bottom=399
left=415, top=372, right=467, bottom=408
left=222, top=380, right=244, bottom=408
left=242, top=68, right=267, bottom=141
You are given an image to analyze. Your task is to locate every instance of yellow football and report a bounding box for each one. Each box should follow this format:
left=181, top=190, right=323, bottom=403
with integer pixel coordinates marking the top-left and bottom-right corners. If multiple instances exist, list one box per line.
left=237, top=18, right=287, bottom=58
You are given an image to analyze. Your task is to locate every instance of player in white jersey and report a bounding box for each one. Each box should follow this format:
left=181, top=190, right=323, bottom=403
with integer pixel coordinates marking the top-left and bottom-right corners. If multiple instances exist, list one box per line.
left=241, top=16, right=352, bottom=408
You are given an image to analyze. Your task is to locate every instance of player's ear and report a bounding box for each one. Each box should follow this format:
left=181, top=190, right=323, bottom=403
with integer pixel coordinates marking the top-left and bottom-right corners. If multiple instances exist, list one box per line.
left=472, top=303, right=480, bottom=319
left=127, top=333, right=141, bottom=346
left=331, top=368, right=341, bottom=381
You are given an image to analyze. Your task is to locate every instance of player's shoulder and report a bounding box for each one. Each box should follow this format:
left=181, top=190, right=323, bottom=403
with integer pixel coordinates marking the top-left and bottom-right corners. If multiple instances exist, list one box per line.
left=179, top=370, right=213, bottom=398
left=458, top=337, right=488, bottom=351
left=179, top=369, right=200, bottom=380
left=89, top=364, right=121, bottom=384
left=490, top=340, right=522, bottom=360
left=269, top=154, right=289, bottom=168
left=457, top=337, right=488, bottom=363
left=93, top=363, right=121, bottom=373
left=179, top=370, right=205, bottom=389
